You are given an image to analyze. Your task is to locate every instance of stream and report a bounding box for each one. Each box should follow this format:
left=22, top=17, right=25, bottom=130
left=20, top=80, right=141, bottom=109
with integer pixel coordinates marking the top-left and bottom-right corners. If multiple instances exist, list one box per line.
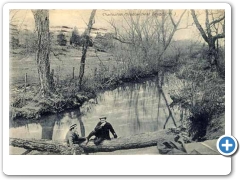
left=10, top=74, right=184, bottom=147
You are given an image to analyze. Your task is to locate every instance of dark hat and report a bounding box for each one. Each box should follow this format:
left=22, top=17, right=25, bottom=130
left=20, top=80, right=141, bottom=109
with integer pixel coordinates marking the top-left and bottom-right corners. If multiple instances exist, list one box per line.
left=70, top=124, right=77, bottom=130
left=99, top=116, right=107, bottom=120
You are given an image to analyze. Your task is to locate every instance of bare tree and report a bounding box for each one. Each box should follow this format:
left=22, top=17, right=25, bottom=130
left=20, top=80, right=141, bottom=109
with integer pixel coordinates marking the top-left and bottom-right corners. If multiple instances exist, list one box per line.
left=32, top=10, right=54, bottom=97
left=79, top=10, right=97, bottom=88
left=154, top=10, right=188, bottom=59
left=108, top=10, right=187, bottom=68
left=191, top=10, right=225, bottom=71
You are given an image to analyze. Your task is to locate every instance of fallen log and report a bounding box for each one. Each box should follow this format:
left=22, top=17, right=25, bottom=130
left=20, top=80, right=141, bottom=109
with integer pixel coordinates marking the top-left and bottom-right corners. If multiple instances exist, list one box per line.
left=81, top=130, right=176, bottom=153
left=9, top=138, right=76, bottom=155
left=10, top=130, right=176, bottom=154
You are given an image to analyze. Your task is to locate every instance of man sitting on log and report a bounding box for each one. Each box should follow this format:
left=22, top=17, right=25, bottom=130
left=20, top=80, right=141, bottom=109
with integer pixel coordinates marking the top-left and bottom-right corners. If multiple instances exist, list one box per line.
left=85, top=116, right=117, bottom=145
left=65, top=124, right=86, bottom=154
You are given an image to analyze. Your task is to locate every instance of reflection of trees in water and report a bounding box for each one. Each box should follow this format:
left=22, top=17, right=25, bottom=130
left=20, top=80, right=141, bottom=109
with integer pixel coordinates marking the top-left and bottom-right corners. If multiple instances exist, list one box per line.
left=55, top=113, right=66, bottom=126
left=10, top=114, right=61, bottom=140
left=64, top=109, right=86, bottom=137
left=161, top=89, right=176, bottom=129
left=41, top=121, right=55, bottom=140
left=127, top=84, right=134, bottom=124
left=109, top=77, right=178, bottom=134
left=9, top=118, right=32, bottom=129
left=123, top=83, right=141, bottom=134
left=141, top=82, right=148, bottom=116
left=97, top=93, right=105, bottom=104
left=76, top=108, right=85, bottom=137
left=134, top=88, right=140, bottom=133
left=40, top=114, right=57, bottom=140
left=157, top=69, right=177, bottom=129
left=40, top=112, right=64, bottom=140
left=126, top=84, right=135, bottom=134
left=25, top=123, right=29, bottom=131
left=156, top=90, right=162, bottom=131
left=10, top=72, right=183, bottom=140
left=156, top=73, right=162, bottom=129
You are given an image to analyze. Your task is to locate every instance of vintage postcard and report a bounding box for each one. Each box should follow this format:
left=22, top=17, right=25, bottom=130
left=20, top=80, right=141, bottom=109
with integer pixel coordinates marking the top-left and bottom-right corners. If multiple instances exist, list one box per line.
left=3, top=2, right=231, bottom=175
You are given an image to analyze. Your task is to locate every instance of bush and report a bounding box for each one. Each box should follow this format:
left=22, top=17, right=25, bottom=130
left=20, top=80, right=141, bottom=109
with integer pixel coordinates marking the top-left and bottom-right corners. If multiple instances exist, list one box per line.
left=171, top=52, right=225, bottom=141
left=57, top=33, right=67, bottom=46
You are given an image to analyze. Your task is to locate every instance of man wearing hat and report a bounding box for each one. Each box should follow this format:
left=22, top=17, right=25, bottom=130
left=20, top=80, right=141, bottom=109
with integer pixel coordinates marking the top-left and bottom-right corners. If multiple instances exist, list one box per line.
left=85, top=116, right=117, bottom=145
left=65, top=124, right=86, bottom=152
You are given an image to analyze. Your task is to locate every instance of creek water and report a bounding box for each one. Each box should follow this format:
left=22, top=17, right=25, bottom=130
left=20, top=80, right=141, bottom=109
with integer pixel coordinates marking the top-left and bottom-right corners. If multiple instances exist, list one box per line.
left=9, top=74, right=183, bottom=142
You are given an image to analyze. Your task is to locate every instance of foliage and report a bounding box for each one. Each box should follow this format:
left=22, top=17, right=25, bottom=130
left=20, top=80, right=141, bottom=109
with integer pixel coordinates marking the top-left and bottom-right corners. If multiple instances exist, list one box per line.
left=70, top=27, right=93, bottom=47
left=70, top=27, right=81, bottom=46
left=94, top=33, right=114, bottom=52
left=10, top=36, right=19, bottom=49
left=57, top=33, right=67, bottom=46
left=170, top=50, right=225, bottom=141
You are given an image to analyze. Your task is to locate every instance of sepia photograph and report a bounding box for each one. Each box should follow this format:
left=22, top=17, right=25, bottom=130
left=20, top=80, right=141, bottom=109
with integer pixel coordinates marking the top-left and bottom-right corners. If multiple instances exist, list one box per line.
left=9, top=8, right=225, bottom=155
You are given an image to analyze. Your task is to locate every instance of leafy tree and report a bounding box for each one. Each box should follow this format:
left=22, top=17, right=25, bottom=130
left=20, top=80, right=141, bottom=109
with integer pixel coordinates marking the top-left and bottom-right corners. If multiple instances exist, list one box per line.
left=70, top=26, right=93, bottom=47
left=57, top=33, right=67, bottom=46
left=70, top=26, right=81, bottom=46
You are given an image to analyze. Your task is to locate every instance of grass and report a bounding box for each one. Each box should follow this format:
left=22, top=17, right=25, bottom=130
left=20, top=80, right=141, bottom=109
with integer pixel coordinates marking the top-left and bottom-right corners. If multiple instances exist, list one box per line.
left=10, top=46, right=114, bottom=119
left=10, top=46, right=113, bottom=86
left=10, top=45, right=159, bottom=120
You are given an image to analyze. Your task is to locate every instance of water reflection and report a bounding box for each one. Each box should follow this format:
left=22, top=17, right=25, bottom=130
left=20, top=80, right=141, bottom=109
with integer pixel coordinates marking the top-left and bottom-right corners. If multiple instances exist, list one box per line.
left=10, top=76, right=181, bottom=141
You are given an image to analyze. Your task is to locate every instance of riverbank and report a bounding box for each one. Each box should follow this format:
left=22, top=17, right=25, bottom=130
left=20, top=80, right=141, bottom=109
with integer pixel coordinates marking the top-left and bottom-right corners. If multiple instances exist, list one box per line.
left=10, top=89, right=95, bottom=120
left=10, top=72, right=159, bottom=121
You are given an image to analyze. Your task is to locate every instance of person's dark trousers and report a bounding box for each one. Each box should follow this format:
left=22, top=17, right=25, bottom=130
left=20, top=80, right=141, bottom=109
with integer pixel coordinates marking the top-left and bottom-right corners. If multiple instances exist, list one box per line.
left=74, top=137, right=86, bottom=144
left=94, top=137, right=105, bottom=145
left=86, top=131, right=105, bottom=145
left=86, top=131, right=96, bottom=141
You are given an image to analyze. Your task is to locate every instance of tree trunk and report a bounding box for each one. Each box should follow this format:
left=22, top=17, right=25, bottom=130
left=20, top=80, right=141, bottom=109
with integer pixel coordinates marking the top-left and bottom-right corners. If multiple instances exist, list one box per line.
left=10, top=130, right=176, bottom=154
left=32, top=10, right=54, bottom=97
left=191, top=9, right=224, bottom=75
left=208, top=42, right=218, bottom=67
left=10, top=138, right=76, bottom=155
left=79, top=10, right=97, bottom=88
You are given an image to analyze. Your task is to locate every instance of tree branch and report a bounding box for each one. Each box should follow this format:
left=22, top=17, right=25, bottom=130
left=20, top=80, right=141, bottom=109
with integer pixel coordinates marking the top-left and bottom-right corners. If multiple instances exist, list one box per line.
left=112, top=36, right=133, bottom=45
left=175, top=10, right=187, bottom=27
left=213, top=33, right=225, bottom=41
left=191, top=10, right=209, bottom=43
left=210, top=15, right=225, bottom=25
left=205, top=10, right=212, bottom=39
left=169, top=10, right=176, bottom=28
left=10, top=10, right=20, bottom=23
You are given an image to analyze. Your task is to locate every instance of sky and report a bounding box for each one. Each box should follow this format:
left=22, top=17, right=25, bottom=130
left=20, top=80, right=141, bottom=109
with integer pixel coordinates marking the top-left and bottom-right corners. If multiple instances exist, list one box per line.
left=9, top=9, right=223, bottom=41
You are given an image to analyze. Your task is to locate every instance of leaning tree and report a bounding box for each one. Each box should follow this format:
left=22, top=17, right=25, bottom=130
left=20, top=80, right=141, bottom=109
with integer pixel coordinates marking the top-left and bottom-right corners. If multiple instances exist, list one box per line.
left=78, top=10, right=97, bottom=88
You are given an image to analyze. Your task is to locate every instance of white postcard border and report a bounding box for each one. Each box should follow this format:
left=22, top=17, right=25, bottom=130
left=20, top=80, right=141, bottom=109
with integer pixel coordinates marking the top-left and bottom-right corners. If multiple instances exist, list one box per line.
left=3, top=2, right=231, bottom=175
